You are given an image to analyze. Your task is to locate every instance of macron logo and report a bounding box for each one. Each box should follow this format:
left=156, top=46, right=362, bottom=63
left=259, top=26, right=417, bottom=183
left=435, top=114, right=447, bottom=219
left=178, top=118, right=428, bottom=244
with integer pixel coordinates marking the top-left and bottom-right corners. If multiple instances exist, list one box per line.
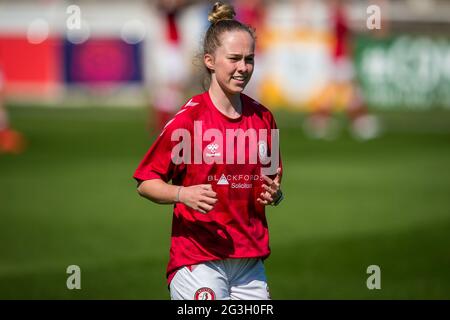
left=217, top=174, right=229, bottom=185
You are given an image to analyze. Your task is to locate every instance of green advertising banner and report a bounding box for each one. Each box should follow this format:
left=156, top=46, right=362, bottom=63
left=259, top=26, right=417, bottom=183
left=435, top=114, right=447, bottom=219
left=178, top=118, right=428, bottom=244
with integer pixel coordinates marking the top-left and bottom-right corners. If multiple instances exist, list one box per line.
left=354, top=35, right=450, bottom=110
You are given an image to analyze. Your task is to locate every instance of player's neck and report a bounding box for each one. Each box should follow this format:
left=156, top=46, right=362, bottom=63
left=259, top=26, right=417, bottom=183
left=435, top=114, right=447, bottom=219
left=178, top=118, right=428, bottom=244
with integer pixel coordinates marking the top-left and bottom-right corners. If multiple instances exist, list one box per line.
left=208, top=85, right=242, bottom=119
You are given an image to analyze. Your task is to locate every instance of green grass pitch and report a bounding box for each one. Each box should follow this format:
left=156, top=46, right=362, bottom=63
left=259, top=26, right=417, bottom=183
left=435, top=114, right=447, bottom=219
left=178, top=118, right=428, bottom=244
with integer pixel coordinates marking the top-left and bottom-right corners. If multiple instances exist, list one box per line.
left=1, top=106, right=450, bottom=299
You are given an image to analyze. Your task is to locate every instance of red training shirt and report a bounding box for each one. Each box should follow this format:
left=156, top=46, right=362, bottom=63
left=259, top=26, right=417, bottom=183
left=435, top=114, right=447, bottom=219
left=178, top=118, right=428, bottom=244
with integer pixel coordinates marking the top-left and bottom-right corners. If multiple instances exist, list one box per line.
left=133, top=91, right=282, bottom=283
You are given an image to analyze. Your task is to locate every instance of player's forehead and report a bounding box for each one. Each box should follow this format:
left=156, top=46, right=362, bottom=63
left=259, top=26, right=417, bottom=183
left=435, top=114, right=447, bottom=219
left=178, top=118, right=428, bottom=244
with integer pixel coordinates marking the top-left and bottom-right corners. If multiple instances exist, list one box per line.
left=217, top=30, right=255, bottom=55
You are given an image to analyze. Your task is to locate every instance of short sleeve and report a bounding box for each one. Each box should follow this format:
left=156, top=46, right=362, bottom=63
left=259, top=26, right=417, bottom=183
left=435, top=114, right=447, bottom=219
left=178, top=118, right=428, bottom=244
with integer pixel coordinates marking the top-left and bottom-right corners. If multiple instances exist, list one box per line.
left=133, top=116, right=189, bottom=183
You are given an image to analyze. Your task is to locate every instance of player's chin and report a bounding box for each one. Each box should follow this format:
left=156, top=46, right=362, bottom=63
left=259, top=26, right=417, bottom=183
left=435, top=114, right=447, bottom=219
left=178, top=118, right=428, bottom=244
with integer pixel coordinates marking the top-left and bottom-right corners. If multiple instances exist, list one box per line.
left=228, top=83, right=248, bottom=94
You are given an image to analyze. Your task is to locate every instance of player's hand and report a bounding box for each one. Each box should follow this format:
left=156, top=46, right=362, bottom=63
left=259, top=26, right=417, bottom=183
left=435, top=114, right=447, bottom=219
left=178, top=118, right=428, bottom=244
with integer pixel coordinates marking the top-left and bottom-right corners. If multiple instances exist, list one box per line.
left=257, top=168, right=282, bottom=206
left=179, top=184, right=218, bottom=214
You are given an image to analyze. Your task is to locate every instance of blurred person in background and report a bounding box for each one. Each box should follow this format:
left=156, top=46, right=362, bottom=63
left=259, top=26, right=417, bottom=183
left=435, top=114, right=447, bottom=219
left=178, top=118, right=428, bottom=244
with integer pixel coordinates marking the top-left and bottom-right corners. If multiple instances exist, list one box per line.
left=0, top=65, right=25, bottom=154
left=304, top=0, right=381, bottom=141
left=232, top=0, right=266, bottom=53
left=232, top=0, right=267, bottom=100
left=134, top=1, right=283, bottom=300
left=147, top=0, right=190, bottom=134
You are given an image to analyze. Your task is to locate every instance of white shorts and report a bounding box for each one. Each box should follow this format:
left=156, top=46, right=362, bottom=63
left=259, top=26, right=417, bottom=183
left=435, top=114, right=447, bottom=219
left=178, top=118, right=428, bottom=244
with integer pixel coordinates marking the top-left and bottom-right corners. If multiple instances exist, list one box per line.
left=169, top=258, right=270, bottom=300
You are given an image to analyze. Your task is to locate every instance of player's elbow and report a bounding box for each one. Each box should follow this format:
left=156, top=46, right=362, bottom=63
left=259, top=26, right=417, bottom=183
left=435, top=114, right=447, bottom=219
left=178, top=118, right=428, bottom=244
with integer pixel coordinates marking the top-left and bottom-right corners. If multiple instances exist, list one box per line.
left=136, top=185, right=145, bottom=198
left=137, top=184, right=150, bottom=199
left=136, top=180, right=160, bottom=203
left=136, top=181, right=149, bottom=198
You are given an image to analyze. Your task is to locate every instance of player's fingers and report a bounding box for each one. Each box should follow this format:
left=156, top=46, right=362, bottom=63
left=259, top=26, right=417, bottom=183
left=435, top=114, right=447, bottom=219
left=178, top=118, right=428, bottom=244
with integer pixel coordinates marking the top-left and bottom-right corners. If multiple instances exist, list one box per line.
left=263, top=176, right=280, bottom=191
left=272, top=180, right=281, bottom=191
left=201, top=196, right=218, bottom=205
left=274, top=168, right=282, bottom=183
left=262, top=168, right=282, bottom=186
left=198, top=202, right=213, bottom=213
left=201, top=184, right=213, bottom=190
left=260, top=192, right=273, bottom=203
left=203, top=190, right=217, bottom=198
left=262, top=184, right=277, bottom=195
left=257, top=198, right=268, bottom=205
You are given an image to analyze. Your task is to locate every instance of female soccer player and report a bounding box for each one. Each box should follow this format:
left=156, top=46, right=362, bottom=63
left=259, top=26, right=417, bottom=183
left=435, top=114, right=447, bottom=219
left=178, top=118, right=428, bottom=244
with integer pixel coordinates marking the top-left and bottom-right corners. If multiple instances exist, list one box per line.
left=134, top=1, right=283, bottom=300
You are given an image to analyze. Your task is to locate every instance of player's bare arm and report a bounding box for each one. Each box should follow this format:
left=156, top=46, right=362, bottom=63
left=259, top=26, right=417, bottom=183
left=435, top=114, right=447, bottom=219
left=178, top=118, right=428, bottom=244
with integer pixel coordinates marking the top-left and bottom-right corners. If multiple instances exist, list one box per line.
left=137, top=179, right=218, bottom=214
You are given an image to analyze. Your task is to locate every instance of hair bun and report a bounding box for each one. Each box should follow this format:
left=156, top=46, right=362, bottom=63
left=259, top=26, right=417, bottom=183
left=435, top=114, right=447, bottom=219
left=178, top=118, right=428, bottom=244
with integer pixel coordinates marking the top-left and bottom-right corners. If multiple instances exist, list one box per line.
left=208, top=2, right=236, bottom=24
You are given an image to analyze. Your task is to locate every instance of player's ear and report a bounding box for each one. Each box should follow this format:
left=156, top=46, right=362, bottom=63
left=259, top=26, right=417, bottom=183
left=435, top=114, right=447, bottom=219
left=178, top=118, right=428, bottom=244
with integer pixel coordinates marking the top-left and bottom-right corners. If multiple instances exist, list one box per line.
left=204, top=53, right=215, bottom=72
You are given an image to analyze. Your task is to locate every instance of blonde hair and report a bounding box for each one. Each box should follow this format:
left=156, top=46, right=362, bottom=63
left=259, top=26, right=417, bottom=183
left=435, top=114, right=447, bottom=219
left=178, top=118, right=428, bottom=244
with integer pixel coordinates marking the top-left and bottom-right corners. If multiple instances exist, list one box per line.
left=203, top=2, right=256, bottom=57
left=207, top=1, right=236, bottom=24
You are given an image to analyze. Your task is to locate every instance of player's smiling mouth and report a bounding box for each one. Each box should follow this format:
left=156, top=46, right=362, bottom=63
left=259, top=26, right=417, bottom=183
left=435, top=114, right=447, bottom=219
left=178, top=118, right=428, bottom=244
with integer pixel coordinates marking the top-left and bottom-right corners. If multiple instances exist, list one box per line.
left=231, top=75, right=247, bottom=81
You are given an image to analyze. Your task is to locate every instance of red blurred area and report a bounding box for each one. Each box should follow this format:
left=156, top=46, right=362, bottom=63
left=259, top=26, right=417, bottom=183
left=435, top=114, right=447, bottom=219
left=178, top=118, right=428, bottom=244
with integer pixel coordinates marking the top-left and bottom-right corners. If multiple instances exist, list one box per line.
left=0, top=35, right=60, bottom=95
left=0, top=128, right=26, bottom=154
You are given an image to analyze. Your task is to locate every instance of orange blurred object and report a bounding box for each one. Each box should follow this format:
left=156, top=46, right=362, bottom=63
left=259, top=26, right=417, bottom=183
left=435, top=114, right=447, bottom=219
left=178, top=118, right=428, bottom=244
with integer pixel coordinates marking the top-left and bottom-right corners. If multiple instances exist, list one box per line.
left=0, top=129, right=26, bottom=154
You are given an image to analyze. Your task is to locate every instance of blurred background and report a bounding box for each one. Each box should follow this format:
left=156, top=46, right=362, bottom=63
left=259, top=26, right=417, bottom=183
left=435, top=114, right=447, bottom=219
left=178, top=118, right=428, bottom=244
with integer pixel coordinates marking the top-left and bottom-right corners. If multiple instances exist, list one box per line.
left=0, top=0, right=449, bottom=299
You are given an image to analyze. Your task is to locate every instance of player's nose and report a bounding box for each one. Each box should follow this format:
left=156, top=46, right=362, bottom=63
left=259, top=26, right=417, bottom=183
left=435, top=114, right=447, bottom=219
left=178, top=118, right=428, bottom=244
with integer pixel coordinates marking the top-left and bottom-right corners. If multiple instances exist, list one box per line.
left=236, top=59, right=248, bottom=73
